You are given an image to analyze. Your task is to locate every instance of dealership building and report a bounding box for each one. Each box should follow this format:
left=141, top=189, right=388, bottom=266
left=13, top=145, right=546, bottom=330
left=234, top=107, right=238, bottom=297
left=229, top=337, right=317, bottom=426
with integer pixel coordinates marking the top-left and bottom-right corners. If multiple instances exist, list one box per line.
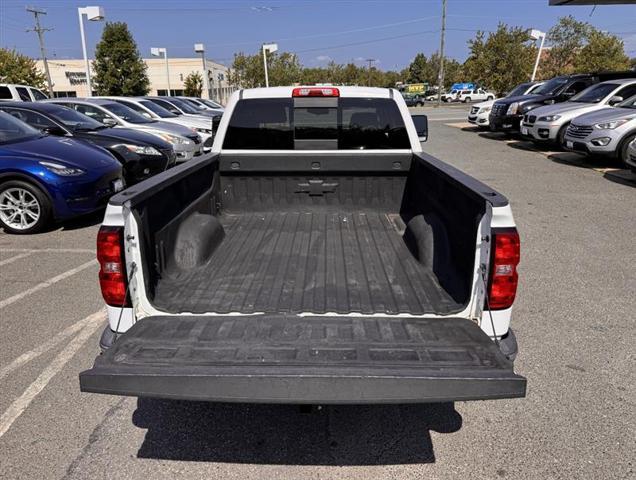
left=36, top=57, right=236, bottom=104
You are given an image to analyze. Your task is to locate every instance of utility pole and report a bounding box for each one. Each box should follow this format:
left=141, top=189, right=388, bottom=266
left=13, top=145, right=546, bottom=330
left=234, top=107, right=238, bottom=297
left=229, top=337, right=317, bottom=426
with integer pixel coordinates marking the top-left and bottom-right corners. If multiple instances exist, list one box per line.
left=436, top=0, right=447, bottom=107
left=26, top=6, right=54, bottom=96
left=366, top=58, right=376, bottom=86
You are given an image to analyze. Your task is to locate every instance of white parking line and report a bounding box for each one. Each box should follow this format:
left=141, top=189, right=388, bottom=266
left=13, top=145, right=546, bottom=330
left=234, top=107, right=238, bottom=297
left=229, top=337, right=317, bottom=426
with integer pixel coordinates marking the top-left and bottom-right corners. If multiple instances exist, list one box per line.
left=0, top=259, right=98, bottom=309
left=0, top=309, right=106, bottom=381
left=428, top=117, right=467, bottom=122
left=0, top=310, right=104, bottom=439
left=0, top=252, right=33, bottom=267
left=0, top=248, right=94, bottom=254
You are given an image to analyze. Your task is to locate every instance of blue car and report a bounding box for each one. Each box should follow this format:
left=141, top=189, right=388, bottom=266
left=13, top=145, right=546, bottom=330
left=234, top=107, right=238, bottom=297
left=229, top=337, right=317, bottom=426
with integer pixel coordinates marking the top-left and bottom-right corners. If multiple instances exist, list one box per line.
left=0, top=111, right=123, bottom=234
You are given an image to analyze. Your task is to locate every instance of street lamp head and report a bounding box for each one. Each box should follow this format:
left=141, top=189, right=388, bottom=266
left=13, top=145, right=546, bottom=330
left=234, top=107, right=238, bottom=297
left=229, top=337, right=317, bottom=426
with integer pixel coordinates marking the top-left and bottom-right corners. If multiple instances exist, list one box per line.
left=151, top=47, right=166, bottom=57
left=79, top=6, right=105, bottom=21
left=530, top=29, right=545, bottom=40
left=194, top=43, right=205, bottom=53
left=262, top=43, right=278, bottom=53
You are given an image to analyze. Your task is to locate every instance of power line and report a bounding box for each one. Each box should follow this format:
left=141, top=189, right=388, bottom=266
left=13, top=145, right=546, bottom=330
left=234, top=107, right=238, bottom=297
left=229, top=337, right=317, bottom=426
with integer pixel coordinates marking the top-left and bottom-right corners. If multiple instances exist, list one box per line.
left=25, top=6, right=54, bottom=95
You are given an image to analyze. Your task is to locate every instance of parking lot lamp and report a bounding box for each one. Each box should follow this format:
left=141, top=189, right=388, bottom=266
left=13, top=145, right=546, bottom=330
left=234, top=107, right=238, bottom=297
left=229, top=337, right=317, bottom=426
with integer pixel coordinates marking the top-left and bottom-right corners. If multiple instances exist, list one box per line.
left=151, top=47, right=171, bottom=96
left=194, top=43, right=210, bottom=99
left=530, top=29, right=546, bottom=82
left=77, top=6, right=105, bottom=97
left=262, top=43, right=278, bottom=88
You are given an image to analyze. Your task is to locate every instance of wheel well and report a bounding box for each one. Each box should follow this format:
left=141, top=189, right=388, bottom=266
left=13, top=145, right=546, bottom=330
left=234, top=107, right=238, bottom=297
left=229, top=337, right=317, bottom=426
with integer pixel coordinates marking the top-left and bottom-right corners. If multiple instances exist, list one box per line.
left=0, top=173, right=54, bottom=204
left=617, top=130, right=636, bottom=156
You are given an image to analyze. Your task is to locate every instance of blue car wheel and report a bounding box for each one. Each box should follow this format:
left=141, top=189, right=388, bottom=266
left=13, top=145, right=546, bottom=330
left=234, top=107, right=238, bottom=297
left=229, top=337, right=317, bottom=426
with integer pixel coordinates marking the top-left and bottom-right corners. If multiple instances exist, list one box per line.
left=0, top=180, right=52, bottom=234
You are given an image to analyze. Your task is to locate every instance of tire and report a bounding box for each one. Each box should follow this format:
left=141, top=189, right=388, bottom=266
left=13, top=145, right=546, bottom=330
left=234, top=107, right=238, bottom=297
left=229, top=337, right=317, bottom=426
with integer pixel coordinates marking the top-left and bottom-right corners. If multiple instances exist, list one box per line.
left=416, top=101, right=423, bottom=107
left=0, top=180, right=52, bottom=234
left=556, top=123, right=569, bottom=148
left=487, top=96, right=494, bottom=101
left=463, top=97, right=471, bottom=103
left=445, top=98, right=452, bottom=103
left=619, top=133, right=636, bottom=166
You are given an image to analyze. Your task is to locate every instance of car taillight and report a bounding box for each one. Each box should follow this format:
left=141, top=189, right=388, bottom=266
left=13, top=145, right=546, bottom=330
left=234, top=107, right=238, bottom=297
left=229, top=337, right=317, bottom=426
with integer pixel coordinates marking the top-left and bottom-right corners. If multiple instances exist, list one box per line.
left=292, top=87, right=339, bottom=97
left=97, top=226, right=130, bottom=307
left=487, top=228, right=520, bottom=310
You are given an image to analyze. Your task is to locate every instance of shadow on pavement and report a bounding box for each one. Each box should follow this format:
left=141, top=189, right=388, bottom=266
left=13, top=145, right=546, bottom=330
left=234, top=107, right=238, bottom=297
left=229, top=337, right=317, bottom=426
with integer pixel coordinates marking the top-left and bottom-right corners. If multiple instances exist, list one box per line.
left=603, top=170, right=636, bottom=188
left=547, top=152, right=623, bottom=169
left=57, top=209, right=104, bottom=231
left=132, top=399, right=462, bottom=465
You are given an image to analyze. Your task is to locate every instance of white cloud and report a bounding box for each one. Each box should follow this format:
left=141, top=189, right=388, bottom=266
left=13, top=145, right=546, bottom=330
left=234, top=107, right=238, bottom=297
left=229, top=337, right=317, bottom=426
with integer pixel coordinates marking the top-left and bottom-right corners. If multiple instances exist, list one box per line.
left=315, top=55, right=332, bottom=63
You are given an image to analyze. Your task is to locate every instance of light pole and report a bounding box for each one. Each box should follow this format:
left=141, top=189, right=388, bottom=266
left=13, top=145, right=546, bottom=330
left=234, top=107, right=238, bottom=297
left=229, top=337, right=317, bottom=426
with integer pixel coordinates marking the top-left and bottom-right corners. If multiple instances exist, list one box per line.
left=530, top=29, right=546, bottom=82
left=151, top=47, right=171, bottom=96
left=262, top=43, right=278, bottom=88
left=194, top=43, right=210, bottom=99
left=77, top=6, right=104, bottom=97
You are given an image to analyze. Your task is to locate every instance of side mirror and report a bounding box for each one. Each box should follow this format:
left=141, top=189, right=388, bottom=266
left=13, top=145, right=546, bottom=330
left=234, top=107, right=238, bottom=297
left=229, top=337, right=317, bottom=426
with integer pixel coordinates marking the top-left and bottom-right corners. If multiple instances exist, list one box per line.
left=141, top=112, right=152, bottom=119
left=42, top=125, right=66, bottom=136
left=608, top=95, right=623, bottom=106
left=102, top=117, right=117, bottom=127
left=411, top=114, right=428, bottom=142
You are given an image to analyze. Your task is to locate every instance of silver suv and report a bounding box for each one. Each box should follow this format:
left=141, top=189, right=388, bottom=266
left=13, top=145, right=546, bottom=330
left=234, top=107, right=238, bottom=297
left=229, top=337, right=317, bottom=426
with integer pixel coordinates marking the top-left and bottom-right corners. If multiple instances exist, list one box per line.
left=563, top=94, right=636, bottom=165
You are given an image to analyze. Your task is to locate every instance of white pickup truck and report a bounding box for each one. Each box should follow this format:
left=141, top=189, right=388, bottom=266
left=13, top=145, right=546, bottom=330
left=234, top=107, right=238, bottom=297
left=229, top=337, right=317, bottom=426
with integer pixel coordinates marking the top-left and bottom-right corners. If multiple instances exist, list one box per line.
left=80, top=86, right=526, bottom=404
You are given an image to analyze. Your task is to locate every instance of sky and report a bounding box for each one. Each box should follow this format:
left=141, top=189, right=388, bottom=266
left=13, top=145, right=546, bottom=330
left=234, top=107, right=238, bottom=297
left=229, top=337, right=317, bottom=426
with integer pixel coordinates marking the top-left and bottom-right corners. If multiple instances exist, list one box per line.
left=1, top=0, right=635, bottom=71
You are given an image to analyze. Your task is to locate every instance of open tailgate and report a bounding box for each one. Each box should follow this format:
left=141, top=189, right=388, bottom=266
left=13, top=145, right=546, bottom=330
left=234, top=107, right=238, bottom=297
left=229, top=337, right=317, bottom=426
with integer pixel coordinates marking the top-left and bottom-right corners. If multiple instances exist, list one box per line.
left=80, top=316, right=526, bottom=403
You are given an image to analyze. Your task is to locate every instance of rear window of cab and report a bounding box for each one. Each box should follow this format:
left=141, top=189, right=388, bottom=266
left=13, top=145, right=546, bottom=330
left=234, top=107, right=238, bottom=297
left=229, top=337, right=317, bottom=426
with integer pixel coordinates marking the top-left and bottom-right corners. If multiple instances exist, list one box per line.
left=222, top=97, right=410, bottom=150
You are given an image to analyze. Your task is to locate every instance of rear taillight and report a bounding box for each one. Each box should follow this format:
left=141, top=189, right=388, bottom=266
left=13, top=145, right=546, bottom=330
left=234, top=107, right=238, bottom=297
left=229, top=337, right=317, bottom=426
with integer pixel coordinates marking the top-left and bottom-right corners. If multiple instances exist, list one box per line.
left=487, top=228, right=520, bottom=310
left=292, top=87, right=339, bottom=97
left=97, top=226, right=130, bottom=307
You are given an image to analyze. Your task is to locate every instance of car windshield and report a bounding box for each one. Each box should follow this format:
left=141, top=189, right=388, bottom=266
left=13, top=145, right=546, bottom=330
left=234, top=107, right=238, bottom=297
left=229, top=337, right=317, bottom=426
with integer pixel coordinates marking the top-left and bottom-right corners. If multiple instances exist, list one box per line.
left=508, top=83, right=532, bottom=97
left=618, top=94, right=636, bottom=109
left=49, top=106, right=106, bottom=130
left=167, top=98, right=200, bottom=114
left=531, top=77, right=570, bottom=95
left=182, top=98, right=206, bottom=110
left=139, top=100, right=177, bottom=118
left=101, top=102, right=154, bottom=124
left=201, top=99, right=222, bottom=109
left=570, top=83, right=619, bottom=104
left=0, top=111, right=42, bottom=144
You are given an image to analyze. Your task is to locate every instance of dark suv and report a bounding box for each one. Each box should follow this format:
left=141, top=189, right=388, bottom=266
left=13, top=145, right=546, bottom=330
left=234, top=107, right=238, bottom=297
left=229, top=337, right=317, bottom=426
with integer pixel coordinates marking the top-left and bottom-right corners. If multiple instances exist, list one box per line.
left=489, top=72, right=636, bottom=132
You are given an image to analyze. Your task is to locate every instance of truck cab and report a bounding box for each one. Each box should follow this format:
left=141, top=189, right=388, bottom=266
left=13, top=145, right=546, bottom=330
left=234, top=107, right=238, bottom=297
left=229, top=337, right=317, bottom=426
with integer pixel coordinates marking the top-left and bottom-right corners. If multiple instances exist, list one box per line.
left=79, top=86, right=526, bottom=404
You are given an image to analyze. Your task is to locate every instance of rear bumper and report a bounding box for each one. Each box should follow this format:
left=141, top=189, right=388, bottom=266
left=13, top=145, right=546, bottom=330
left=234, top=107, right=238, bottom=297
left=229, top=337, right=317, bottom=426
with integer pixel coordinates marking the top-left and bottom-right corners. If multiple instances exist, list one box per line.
left=80, top=316, right=526, bottom=404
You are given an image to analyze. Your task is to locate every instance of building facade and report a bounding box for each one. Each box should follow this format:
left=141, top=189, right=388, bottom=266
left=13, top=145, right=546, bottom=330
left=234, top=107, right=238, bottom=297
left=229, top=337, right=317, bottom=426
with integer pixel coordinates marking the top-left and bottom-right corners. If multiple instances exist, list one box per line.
left=37, top=57, right=236, bottom=104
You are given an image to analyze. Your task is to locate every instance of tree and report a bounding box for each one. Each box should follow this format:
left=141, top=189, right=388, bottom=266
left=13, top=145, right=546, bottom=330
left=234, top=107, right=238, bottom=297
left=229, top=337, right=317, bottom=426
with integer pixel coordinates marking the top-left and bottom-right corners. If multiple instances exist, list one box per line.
left=183, top=71, right=203, bottom=97
left=407, top=53, right=430, bottom=83
left=229, top=50, right=302, bottom=88
left=0, top=48, right=46, bottom=88
left=92, top=22, right=149, bottom=96
left=540, top=16, right=593, bottom=78
left=574, top=30, right=630, bottom=73
left=462, top=24, right=536, bottom=96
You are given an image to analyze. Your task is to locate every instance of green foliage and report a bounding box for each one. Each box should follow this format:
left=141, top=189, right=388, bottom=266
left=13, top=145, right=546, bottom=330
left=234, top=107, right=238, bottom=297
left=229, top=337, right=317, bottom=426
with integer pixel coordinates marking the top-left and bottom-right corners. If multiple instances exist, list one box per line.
left=541, top=16, right=593, bottom=78
left=574, top=30, right=630, bottom=73
left=462, top=24, right=536, bottom=96
left=183, top=71, right=204, bottom=97
left=229, top=51, right=302, bottom=88
left=0, top=48, right=46, bottom=88
left=92, top=22, right=150, bottom=96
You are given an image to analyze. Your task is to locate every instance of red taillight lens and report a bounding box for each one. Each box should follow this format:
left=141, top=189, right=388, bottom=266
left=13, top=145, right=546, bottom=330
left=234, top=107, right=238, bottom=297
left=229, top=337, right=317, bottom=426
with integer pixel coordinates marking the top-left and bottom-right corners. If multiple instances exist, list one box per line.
left=487, top=228, right=520, bottom=310
left=292, top=87, right=340, bottom=97
left=97, top=226, right=129, bottom=307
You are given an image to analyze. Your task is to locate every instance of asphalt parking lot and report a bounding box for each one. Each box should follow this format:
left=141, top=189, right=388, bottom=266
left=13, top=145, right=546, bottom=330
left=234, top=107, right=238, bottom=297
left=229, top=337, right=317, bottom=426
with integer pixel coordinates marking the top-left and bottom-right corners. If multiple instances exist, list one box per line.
left=0, top=104, right=634, bottom=480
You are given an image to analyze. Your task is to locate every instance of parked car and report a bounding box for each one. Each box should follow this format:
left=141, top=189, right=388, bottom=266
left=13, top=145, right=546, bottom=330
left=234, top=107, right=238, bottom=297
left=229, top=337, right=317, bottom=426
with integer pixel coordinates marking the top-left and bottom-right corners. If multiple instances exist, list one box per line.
left=144, top=96, right=221, bottom=118
left=0, top=111, right=123, bottom=234
left=456, top=88, right=495, bottom=103
left=0, top=102, right=176, bottom=185
left=441, top=89, right=459, bottom=102
left=521, top=79, right=636, bottom=145
left=489, top=72, right=636, bottom=132
left=80, top=86, right=526, bottom=405
left=0, top=84, right=49, bottom=102
left=99, top=96, right=215, bottom=150
left=177, top=96, right=224, bottom=112
left=563, top=94, right=636, bottom=165
left=468, top=81, right=545, bottom=128
left=42, top=98, right=202, bottom=162
left=625, top=138, right=636, bottom=173
left=403, top=94, right=425, bottom=107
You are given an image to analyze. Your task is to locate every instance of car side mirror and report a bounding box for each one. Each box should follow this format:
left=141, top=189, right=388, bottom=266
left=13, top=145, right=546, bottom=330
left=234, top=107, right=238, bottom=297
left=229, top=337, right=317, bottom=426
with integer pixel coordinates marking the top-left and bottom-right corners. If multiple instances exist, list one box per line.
left=608, top=95, right=623, bottom=106
left=42, top=125, right=66, bottom=136
left=141, top=112, right=152, bottom=119
left=102, top=117, right=117, bottom=127
left=411, top=114, right=428, bottom=142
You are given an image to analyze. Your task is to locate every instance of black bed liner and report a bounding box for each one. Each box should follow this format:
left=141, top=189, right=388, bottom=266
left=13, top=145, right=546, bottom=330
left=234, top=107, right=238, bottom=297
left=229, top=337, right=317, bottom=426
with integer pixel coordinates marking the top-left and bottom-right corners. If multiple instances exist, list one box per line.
left=152, top=211, right=464, bottom=315
left=80, top=316, right=526, bottom=403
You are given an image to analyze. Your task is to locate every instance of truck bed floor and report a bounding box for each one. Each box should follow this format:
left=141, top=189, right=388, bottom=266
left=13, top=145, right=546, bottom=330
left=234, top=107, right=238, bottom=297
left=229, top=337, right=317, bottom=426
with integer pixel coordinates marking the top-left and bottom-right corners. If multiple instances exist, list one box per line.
left=153, top=212, right=464, bottom=315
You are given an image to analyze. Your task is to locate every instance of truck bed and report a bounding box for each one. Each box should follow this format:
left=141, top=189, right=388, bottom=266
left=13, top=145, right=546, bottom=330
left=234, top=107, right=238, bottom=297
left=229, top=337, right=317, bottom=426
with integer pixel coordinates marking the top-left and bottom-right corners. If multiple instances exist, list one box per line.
left=153, top=210, right=463, bottom=315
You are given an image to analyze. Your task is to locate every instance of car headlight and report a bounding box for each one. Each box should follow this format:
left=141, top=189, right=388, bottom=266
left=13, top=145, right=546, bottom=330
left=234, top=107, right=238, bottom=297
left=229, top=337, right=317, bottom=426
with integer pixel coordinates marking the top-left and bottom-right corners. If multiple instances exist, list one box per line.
left=39, top=161, right=85, bottom=176
left=151, top=131, right=191, bottom=146
left=506, top=102, right=519, bottom=115
left=479, top=106, right=492, bottom=114
left=195, top=128, right=213, bottom=135
left=538, top=115, right=561, bottom=122
left=594, top=119, right=629, bottom=130
left=116, top=144, right=162, bottom=156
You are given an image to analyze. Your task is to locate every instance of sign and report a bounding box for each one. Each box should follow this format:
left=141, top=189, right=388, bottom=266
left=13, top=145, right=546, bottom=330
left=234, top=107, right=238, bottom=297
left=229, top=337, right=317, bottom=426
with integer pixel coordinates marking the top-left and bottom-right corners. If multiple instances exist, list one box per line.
left=65, top=71, right=87, bottom=85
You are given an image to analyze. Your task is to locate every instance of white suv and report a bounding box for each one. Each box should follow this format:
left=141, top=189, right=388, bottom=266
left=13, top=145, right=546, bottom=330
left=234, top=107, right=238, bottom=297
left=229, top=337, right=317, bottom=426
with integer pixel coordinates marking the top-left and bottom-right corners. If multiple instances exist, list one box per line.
left=0, top=84, right=48, bottom=102
left=457, top=88, right=495, bottom=103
